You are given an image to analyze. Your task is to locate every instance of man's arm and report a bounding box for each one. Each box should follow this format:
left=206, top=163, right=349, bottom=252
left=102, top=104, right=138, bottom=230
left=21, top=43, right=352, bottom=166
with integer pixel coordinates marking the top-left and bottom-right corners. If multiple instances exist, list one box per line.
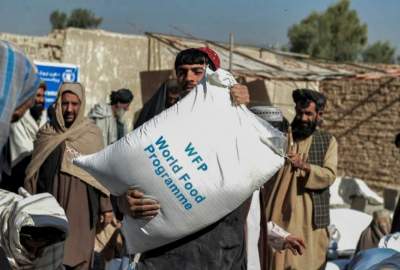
left=289, top=137, right=337, bottom=190
left=267, top=221, right=306, bottom=255
left=304, top=137, right=337, bottom=189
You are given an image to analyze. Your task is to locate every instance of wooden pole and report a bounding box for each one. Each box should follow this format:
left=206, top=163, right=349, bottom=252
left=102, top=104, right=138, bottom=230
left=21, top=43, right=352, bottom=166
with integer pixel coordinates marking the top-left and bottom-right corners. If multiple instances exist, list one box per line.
left=147, top=36, right=151, bottom=71
left=229, top=33, right=234, bottom=72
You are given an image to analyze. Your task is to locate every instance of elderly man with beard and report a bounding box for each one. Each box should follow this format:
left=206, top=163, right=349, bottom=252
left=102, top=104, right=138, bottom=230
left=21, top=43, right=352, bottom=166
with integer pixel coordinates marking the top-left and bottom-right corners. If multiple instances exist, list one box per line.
left=263, top=89, right=337, bottom=270
left=89, top=88, right=134, bottom=146
left=1, top=82, right=48, bottom=193
left=24, top=82, right=113, bottom=270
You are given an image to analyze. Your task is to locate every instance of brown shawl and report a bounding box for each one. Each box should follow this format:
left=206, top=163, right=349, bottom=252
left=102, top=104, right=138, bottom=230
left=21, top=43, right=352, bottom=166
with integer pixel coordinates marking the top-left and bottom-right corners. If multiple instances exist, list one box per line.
left=25, top=82, right=109, bottom=195
left=355, top=210, right=391, bottom=253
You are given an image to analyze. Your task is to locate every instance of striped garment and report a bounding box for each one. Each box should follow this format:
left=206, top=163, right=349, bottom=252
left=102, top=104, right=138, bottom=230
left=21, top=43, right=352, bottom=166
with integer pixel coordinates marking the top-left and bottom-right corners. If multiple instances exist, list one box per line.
left=0, top=189, right=69, bottom=270
left=0, top=40, right=40, bottom=162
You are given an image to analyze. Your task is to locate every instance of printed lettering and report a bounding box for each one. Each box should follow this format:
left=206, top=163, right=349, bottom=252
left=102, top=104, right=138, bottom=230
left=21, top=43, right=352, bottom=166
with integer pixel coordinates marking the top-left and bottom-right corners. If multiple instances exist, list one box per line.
left=184, top=142, right=198, bottom=156
left=155, top=136, right=169, bottom=150
left=144, top=144, right=155, bottom=153
left=169, top=183, right=180, bottom=196
left=197, top=163, right=208, bottom=171
left=195, top=195, right=206, bottom=203
left=179, top=173, right=191, bottom=182
left=184, top=182, right=193, bottom=190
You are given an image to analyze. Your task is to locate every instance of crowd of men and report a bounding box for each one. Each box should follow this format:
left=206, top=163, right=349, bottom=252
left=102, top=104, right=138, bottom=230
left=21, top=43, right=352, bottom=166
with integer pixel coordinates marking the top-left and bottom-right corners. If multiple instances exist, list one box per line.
left=0, top=39, right=398, bottom=270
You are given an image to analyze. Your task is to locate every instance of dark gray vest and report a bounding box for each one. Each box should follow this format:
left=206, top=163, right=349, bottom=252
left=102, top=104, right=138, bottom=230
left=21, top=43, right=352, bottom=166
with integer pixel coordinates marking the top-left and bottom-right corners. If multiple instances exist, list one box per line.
left=307, top=130, right=332, bottom=229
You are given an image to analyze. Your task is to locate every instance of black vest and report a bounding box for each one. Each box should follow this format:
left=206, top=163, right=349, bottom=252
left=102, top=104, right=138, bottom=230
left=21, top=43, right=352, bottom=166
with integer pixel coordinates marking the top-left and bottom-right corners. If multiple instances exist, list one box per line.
left=307, top=130, right=333, bottom=229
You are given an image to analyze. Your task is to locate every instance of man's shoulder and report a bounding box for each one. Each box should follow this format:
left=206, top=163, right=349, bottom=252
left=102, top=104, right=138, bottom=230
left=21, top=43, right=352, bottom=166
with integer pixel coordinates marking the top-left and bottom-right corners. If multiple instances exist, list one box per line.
left=313, top=129, right=336, bottom=143
left=85, top=120, right=103, bottom=133
left=88, top=103, right=113, bottom=119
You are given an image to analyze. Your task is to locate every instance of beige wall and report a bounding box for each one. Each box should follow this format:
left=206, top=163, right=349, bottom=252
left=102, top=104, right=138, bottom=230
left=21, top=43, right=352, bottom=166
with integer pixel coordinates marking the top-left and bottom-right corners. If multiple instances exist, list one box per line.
left=62, top=29, right=149, bottom=120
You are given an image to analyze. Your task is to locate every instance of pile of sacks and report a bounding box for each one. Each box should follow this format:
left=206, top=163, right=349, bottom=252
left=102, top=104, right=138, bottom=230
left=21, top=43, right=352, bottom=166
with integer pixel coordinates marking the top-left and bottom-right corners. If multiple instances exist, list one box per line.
left=329, top=176, right=383, bottom=207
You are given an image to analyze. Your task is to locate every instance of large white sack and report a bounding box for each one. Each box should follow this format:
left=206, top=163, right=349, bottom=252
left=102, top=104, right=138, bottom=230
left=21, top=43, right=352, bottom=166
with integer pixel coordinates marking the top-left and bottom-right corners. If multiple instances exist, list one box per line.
left=330, top=208, right=372, bottom=252
left=330, top=177, right=346, bottom=206
left=74, top=68, right=285, bottom=253
left=330, top=176, right=383, bottom=207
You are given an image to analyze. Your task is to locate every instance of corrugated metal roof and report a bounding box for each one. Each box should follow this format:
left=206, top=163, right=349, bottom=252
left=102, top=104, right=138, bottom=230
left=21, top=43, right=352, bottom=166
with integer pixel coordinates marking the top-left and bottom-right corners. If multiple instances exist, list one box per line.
left=146, top=32, right=400, bottom=81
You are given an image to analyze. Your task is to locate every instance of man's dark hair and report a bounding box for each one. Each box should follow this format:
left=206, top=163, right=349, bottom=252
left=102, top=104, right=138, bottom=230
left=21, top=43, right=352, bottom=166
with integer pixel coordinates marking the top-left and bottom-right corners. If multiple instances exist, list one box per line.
left=39, top=81, right=47, bottom=91
left=110, top=88, right=133, bottom=105
left=174, top=48, right=215, bottom=71
left=395, top=133, right=400, bottom=148
left=292, top=88, right=326, bottom=112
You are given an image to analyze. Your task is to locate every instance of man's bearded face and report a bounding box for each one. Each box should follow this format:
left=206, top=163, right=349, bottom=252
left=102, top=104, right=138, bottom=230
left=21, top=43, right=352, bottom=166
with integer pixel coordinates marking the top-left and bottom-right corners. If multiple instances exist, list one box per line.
left=30, top=87, right=45, bottom=120
left=112, top=102, right=130, bottom=122
left=291, top=101, right=321, bottom=140
left=61, top=92, right=81, bottom=128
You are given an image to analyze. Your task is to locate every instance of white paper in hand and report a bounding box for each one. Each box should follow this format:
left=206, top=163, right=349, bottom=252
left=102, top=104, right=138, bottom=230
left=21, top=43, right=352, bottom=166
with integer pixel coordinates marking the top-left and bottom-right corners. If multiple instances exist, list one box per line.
left=74, top=69, right=285, bottom=253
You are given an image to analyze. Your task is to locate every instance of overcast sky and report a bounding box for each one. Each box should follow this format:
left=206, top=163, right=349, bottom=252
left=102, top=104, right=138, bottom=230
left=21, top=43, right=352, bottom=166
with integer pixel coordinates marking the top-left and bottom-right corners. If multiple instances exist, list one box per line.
left=1, top=0, right=398, bottom=53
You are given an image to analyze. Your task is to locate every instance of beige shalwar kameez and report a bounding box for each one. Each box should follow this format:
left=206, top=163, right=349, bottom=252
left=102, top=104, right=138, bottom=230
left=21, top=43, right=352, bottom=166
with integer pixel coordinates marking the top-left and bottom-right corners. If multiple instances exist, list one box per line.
left=265, top=132, right=337, bottom=270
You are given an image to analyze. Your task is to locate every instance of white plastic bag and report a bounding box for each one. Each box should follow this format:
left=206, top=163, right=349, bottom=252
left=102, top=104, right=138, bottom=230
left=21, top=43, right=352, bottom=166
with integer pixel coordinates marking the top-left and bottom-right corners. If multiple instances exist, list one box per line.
left=74, top=69, right=285, bottom=253
left=378, top=233, right=400, bottom=252
left=330, top=208, right=372, bottom=252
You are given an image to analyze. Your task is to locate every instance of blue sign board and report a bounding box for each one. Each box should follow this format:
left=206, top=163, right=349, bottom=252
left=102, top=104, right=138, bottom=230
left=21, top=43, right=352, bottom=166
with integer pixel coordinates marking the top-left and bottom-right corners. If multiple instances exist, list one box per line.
left=34, top=61, right=79, bottom=109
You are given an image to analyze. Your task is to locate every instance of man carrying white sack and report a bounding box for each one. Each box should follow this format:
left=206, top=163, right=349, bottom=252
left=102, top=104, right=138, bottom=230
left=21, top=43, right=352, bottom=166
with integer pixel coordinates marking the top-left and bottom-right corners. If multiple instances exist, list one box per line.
left=118, top=47, right=250, bottom=270
left=118, top=48, right=302, bottom=270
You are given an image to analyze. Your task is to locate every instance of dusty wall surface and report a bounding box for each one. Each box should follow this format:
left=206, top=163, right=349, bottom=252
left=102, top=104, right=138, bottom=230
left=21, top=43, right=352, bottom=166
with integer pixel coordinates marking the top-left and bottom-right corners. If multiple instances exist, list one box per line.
left=62, top=29, right=149, bottom=122
left=0, top=31, right=65, bottom=62
left=0, top=28, right=319, bottom=126
left=0, top=29, right=178, bottom=126
left=321, top=77, right=400, bottom=190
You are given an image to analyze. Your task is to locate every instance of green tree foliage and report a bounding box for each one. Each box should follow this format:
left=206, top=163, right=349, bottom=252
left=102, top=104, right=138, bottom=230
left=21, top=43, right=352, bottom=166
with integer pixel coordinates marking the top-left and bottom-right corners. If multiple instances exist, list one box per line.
left=288, top=0, right=367, bottom=62
left=66, top=8, right=102, bottom=29
left=49, top=8, right=102, bottom=30
left=362, top=41, right=396, bottom=64
left=50, top=10, right=67, bottom=30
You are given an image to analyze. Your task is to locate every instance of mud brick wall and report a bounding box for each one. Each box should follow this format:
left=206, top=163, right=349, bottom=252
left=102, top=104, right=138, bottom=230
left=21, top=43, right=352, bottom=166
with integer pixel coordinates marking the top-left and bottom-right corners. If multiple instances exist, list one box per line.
left=0, top=31, right=65, bottom=62
left=320, top=77, right=400, bottom=190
